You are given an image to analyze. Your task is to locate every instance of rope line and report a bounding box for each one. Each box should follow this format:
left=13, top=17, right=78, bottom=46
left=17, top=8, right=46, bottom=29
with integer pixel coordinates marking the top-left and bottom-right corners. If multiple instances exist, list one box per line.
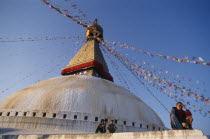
left=104, top=39, right=210, bottom=67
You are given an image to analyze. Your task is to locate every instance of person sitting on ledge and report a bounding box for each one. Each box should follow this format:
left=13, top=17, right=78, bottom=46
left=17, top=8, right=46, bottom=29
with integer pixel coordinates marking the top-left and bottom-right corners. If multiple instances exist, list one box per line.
left=95, top=119, right=106, bottom=133
left=170, top=102, right=193, bottom=129
left=107, top=120, right=117, bottom=133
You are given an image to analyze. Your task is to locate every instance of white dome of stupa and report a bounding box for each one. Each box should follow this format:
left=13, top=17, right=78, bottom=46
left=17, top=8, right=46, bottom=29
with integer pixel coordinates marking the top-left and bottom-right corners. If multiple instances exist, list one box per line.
left=0, top=75, right=165, bottom=132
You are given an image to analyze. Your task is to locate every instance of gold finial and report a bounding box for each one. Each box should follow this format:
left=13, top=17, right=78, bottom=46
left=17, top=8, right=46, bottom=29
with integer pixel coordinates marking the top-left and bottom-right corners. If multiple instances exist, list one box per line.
left=86, top=19, right=103, bottom=42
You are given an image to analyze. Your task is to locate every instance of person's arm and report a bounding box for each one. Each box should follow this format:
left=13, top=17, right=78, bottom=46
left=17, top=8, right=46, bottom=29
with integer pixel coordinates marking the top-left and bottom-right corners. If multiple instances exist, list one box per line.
left=95, top=124, right=100, bottom=133
left=183, top=106, right=193, bottom=125
left=107, top=124, right=110, bottom=130
left=104, top=124, right=106, bottom=133
left=183, top=105, right=192, bottom=118
left=182, top=105, right=191, bottom=113
left=185, top=109, right=192, bottom=116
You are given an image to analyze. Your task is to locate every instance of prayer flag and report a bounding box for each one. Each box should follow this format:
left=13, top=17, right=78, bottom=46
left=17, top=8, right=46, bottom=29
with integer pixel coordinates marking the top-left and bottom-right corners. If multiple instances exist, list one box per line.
left=184, top=55, right=188, bottom=59
left=192, top=56, right=196, bottom=60
left=198, top=57, right=204, bottom=61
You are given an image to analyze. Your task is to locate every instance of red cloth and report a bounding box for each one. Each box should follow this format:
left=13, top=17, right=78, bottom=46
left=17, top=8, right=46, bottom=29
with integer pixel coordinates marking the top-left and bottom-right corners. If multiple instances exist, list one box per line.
left=61, top=60, right=113, bottom=81
left=176, top=109, right=186, bottom=123
left=185, top=109, right=192, bottom=116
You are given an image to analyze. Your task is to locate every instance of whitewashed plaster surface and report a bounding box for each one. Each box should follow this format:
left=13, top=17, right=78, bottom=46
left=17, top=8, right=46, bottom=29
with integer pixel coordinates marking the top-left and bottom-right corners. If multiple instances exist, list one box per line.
left=0, top=75, right=164, bottom=126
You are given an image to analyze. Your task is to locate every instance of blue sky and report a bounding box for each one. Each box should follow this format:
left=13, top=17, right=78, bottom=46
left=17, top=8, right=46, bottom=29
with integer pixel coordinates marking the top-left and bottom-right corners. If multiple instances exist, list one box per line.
left=0, top=0, right=210, bottom=135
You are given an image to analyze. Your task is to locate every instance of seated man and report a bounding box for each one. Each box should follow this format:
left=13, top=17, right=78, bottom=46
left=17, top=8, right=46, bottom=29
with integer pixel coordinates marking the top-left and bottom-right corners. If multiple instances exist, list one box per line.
left=170, top=102, right=193, bottom=129
left=107, top=120, right=117, bottom=133
left=95, top=119, right=106, bottom=133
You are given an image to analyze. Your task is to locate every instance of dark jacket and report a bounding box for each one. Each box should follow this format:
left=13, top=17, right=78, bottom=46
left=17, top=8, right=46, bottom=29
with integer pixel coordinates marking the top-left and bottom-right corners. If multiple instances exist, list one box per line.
left=107, top=123, right=117, bottom=133
left=95, top=123, right=106, bottom=133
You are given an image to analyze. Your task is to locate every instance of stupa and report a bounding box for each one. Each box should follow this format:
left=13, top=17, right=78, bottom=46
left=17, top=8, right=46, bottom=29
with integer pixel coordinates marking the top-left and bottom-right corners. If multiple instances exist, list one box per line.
left=0, top=20, right=166, bottom=133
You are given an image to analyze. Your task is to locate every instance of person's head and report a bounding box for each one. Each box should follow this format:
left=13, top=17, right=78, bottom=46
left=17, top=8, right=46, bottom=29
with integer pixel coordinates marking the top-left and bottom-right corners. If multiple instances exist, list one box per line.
left=176, top=102, right=183, bottom=110
left=110, top=120, right=114, bottom=124
left=101, top=119, right=105, bottom=124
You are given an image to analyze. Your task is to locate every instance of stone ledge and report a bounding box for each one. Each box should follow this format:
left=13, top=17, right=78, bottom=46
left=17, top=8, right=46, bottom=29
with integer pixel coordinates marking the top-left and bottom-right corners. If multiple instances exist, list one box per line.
left=0, top=129, right=208, bottom=139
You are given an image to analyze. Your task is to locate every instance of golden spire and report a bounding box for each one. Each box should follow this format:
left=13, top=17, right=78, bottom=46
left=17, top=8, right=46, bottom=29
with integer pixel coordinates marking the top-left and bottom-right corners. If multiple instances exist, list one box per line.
left=61, top=19, right=113, bottom=81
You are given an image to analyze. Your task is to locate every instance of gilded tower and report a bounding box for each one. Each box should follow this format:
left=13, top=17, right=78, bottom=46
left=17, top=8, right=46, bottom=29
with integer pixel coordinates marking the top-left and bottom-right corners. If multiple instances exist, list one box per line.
left=61, top=19, right=113, bottom=81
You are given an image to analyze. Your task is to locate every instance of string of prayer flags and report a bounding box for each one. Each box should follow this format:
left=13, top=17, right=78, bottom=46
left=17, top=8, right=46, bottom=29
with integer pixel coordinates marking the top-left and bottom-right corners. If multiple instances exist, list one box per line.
left=105, top=51, right=131, bottom=90
left=102, top=43, right=209, bottom=116
left=101, top=42, right=210, bottom=116
left=104, top=39, right=210, bottom=66
left=115, top=50, right=208, bottom=103
left=41, top=0, right=88, bottom=28
left=135, top=59, right=207, bottom=93
left=0, top=36, right=85, bottom=43
left=64, top=0, right=91, bottom=23
left=99, top=43, right=209, bottom=111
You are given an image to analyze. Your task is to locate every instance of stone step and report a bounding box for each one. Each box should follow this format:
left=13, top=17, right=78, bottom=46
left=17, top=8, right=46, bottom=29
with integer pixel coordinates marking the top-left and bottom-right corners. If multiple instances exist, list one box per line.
left=0, top=129, right=208, bottom=139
